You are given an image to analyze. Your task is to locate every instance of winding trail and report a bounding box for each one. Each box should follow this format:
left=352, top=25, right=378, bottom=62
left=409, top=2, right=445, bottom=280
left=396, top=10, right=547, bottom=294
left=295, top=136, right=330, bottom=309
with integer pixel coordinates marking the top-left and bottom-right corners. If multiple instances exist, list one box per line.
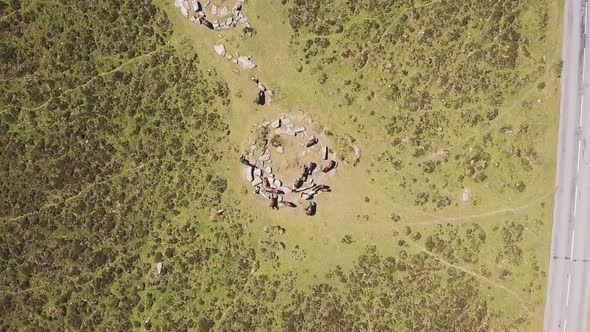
left=407, top=241, right=534, bottom=315
left=403, top=191, right=552, bottom=227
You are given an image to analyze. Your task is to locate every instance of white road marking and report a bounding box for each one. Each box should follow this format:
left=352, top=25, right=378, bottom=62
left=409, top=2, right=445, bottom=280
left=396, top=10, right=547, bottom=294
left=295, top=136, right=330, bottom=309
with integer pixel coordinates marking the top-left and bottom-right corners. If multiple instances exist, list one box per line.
left=567, top=274, right=572, bottom=306
left=573, top=186, right=579, bottom=217
left=571, top=231, right=576, bottom=258
left=581, top=96, right=584, bottom=125
left=578, top=141, right=582, bottom=170
left=563, top=319, right=567, bottom=332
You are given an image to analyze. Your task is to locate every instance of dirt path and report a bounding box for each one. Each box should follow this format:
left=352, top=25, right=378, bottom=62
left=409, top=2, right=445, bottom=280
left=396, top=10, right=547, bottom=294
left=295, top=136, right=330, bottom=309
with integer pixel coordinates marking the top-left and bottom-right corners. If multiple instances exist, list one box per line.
left=403, top=191, right=552, bottom=226
left=408, top=241, right=534, bottom=315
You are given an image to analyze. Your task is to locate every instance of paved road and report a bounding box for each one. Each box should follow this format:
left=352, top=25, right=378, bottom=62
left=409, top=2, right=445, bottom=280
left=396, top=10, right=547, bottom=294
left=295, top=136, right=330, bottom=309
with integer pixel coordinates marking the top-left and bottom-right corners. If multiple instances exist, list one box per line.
left=544, top=0, right=590, bottom=331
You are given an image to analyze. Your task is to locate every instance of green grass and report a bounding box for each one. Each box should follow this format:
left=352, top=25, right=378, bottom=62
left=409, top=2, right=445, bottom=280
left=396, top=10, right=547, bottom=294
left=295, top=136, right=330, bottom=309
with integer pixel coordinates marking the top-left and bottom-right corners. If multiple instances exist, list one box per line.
left=0, top=0, right=563, bottom=330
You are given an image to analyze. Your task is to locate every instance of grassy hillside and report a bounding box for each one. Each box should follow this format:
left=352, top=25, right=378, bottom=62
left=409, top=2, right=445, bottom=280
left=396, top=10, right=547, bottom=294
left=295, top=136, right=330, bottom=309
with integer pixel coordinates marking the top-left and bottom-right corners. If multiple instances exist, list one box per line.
left=0, top=0, right=561, bottom=330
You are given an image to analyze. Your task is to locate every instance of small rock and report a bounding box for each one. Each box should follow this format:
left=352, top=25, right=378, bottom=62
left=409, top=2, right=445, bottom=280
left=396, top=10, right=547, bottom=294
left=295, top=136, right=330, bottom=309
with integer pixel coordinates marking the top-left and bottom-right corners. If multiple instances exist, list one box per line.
left=253, top=168, right=262, bottom=177
left=238, top=56, right=257, bottom=70
left=252, top=177, right=263, bottom=186
left=216, top=209, right=225, bottom=215
left=275, top=146, right=284, bottom=154
left=219, top=6, right=229, bottom=17
left=352, top=144, right=361, bottom=160
left=293, top=127, right=305, bottom=134
left=211, top=4, right=217, bottom=15
left=225, top=53, right=233, bottom=60
left=214, top=44, right=226, bottom=56
left=245, top=166, right=254, bottom=182
left=274, top=179, right=282, bottom=188
left=257, top=81, right=266, bottom=91
left=462, top=189, right=470, bottom=202
left=265, top=166, right=272, bottom=174
left=232, top=59, right=238, bottom=64
left=156, top=262, right=163, bottom=276
left=270, top=119, right=281, bottom=129
left=321, top=146, right=328, bottom=160
left=180, top=6, right=189, bottom=17
left=259, top=153, right=271, bottom=162
left=226, top=17, right=233, bottom=25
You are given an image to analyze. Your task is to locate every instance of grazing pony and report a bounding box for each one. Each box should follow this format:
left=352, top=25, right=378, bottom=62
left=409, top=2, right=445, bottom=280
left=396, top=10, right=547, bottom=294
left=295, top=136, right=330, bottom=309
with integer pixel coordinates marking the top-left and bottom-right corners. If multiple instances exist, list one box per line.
left=304, top=201, right=317, bottom=216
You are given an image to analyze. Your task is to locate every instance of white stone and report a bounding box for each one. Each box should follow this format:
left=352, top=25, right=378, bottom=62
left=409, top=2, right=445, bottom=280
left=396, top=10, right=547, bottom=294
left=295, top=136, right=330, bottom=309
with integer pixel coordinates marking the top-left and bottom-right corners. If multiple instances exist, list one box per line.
left=211, top=4, right=217, bottom=15
left=252, top=177, right=262, bottom=186
left=259, top=153, right=271, bottom=161
left=265, top=166, right=272, bottom=174
left=270, top=119, right=281, bottom=129
left=293, top=127, right=305, bottom=133
left=156, top=262, right=163, bottom=276
left=238, top=56, right=257, bottom=70
left=245, top=166, right=254, bottom=182
left=462, top=189, right=470, bottom=202
left=226, top=17, right=233, bottom=25
left=321, top=146, right=328, bottom=160
left=275, top=146, right=284, bottom=154
left=214, top=44, right=226, bottom=56
left=274, top=180, right=282, bottom=188
left=180, top=6, right=189, bottom=18
left=225, top=53, right=233, bottom=60
left=352, top=144, right=361, bottom=159
left=253, top=168, right=262, bottom=177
